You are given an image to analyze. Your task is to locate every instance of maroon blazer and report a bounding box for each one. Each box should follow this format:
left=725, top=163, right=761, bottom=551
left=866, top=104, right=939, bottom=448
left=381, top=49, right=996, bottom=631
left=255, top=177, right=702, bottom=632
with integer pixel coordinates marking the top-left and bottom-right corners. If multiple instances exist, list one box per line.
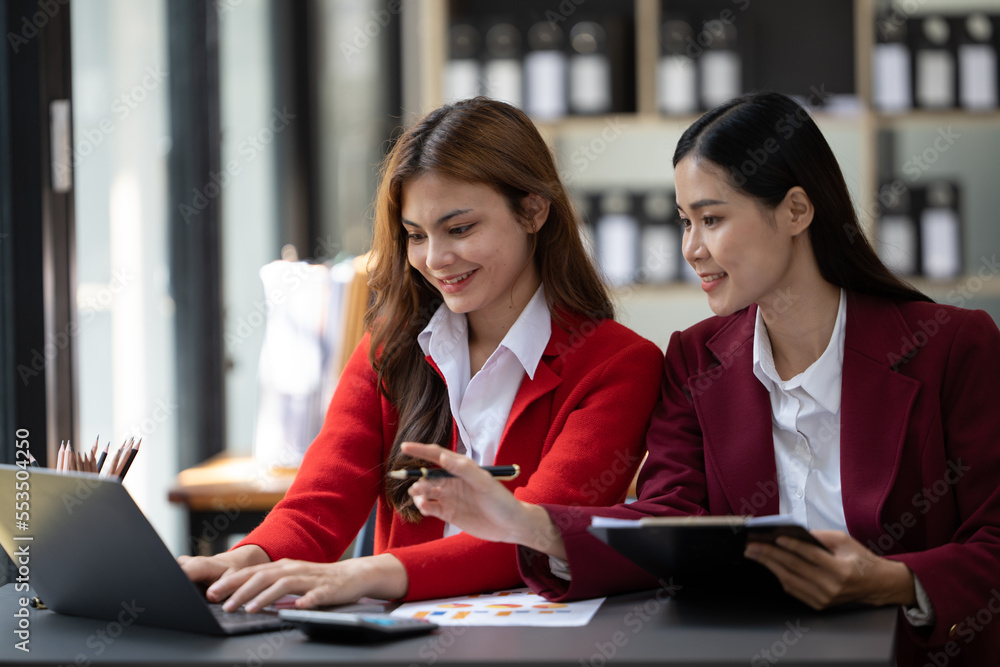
left=520, top=292, right=1000, bottom=667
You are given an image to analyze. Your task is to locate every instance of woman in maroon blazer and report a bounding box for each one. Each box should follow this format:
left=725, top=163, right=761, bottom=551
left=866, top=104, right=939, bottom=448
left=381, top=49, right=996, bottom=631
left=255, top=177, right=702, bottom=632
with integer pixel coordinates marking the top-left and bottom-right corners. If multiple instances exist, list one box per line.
left=179, top=98, right=663, bottom=610
left=405, top=92, right=1000, bottom=666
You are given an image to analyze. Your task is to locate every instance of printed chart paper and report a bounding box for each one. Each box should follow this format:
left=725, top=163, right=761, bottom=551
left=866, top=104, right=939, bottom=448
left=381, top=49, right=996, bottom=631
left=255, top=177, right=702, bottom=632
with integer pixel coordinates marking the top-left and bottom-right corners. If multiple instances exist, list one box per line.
left=390, top=588, right=605, bottom=627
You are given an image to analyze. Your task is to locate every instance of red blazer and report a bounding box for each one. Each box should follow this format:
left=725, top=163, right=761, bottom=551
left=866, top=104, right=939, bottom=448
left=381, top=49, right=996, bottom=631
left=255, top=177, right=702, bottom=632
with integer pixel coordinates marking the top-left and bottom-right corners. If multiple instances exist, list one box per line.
left=521, top=293, right=1000, bottom=667
left=235, top=313, right=663, bottom=601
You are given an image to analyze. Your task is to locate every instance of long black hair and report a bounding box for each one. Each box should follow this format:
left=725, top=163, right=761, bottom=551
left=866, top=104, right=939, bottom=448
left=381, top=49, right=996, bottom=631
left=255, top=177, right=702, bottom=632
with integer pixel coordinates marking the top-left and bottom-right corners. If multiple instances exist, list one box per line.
left=674, top=91, right=931, bottom=304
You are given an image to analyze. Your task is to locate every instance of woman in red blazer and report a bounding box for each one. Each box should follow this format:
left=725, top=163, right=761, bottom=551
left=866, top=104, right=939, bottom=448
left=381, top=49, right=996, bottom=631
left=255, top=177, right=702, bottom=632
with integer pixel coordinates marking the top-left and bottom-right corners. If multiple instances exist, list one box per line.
left=178, top=98, right=663, bottom=611
left=405, top=92, right=1000, bottom=666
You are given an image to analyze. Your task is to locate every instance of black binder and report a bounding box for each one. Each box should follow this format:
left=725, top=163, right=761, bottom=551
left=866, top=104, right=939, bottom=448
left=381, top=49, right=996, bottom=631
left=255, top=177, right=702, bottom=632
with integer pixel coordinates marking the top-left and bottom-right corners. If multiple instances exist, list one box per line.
left=587, top=515, right=827, bottom=595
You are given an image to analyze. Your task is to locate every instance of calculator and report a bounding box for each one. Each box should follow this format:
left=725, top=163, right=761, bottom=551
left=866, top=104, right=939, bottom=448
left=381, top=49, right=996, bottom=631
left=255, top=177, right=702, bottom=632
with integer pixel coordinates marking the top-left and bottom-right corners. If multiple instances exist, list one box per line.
left=278, top=610, right=438, bottom=642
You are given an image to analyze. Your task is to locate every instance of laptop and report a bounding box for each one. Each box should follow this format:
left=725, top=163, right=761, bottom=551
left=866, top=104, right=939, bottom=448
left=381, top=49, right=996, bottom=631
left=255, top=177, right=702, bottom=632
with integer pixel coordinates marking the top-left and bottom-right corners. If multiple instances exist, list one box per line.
left=0, top=464, right=284, bottom=635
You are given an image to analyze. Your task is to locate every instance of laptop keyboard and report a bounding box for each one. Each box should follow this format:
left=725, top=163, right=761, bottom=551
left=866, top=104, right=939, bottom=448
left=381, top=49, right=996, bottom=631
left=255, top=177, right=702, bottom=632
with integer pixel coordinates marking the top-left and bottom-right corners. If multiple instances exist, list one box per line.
left=209, top=603, right=284, bottom=633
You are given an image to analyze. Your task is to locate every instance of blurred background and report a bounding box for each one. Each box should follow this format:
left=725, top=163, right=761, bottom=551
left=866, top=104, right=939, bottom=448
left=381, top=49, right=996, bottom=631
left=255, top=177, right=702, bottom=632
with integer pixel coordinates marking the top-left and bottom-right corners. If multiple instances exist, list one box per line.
left=3, top=0, right=1000, bottom=558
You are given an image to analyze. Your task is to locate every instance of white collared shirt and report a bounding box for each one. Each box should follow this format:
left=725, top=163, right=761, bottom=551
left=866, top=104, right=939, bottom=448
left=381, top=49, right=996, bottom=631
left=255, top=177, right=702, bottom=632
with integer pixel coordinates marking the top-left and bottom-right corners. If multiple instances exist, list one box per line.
left=752, top=289, right=848, bottom=532
left=418, top=286, right=551, bottom=537
left=752, top=289, right=933, bottom=625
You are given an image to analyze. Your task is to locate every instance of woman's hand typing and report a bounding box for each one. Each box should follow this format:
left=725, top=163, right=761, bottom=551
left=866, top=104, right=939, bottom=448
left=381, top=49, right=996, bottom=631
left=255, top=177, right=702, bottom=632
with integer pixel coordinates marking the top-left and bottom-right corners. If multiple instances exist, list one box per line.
left=203, top=553, right=408, bottom=612
left=178, top=544, right=271, bottom=589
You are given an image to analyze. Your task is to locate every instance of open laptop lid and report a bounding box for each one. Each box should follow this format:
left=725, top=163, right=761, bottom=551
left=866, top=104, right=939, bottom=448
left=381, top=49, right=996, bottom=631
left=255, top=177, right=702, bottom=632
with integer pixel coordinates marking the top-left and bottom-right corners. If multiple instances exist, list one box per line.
left=0, top=464, right=245, bottom=635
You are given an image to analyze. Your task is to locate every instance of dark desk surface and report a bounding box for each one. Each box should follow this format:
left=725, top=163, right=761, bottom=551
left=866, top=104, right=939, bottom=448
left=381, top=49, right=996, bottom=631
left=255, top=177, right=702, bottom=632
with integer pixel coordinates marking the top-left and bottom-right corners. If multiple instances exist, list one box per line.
left=0, top=584, right=896, bottom=666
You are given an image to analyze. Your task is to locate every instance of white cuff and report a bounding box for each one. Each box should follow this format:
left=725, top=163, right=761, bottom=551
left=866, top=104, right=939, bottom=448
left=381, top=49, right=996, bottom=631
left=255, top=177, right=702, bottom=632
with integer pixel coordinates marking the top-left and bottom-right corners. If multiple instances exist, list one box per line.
left=548, top=556, right=572, bottom=581
left=902, top=575, right=936, bottom=627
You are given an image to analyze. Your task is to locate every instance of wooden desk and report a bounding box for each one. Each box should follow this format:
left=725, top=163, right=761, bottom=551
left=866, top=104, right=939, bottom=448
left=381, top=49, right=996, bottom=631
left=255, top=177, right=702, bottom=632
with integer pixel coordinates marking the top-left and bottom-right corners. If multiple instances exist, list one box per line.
left=168, top=454, right=298, bottom=556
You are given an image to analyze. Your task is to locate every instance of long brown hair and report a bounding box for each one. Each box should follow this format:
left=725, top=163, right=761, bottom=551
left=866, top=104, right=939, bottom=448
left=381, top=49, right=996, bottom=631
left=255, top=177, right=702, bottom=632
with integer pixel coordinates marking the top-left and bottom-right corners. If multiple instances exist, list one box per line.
left=365, top=97, right=614, bottom=521
left=674, top=92, right=931, bottom=304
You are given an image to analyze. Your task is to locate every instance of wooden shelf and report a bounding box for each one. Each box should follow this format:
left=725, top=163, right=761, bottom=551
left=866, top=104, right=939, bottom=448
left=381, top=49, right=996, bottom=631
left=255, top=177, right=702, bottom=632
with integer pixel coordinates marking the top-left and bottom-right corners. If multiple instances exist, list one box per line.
left=409, top=0, right=1000, bottom=322
left=616, top=274, right=1000, bottom=302
left=874, top=110, right=1000, bottom=129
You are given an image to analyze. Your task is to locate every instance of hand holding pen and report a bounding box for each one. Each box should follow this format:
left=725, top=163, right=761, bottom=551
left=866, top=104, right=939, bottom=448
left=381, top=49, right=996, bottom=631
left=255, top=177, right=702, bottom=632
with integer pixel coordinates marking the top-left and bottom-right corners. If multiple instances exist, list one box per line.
left=399, top=442, right=540, bottom=548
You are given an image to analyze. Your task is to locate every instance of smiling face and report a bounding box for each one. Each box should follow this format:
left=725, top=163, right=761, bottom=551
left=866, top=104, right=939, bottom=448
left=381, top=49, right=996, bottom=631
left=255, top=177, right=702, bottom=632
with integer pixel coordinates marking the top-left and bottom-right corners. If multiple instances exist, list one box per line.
left=675, top=157, right=800, bottom=317
left=401, top=171, right=546, bottom=335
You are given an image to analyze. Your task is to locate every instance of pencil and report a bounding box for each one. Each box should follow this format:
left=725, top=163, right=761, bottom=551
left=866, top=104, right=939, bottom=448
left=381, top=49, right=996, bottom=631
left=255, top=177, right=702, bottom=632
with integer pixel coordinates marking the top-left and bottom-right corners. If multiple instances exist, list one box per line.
left=118, top=438, right=141, bottom=481
left=28, top=453, right=40, bottom=468
left=112, top=438, right=132, bottom=477
left=388, top=465, right=520, bottom=481
left=56, top=441, right=65, bottom=471
left=101, top=444, right=122, bottom=478
left=96, top=442, right=109, bottom=472
left=114, top=438, right=131, bottom=475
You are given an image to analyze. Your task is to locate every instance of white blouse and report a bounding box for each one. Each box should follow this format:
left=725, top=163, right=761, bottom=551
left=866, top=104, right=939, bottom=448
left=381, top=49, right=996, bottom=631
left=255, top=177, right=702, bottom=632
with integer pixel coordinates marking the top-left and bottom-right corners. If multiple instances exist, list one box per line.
left=752, top=289, right=932, bottom=625
left=418, top=285, right=551, bottom=537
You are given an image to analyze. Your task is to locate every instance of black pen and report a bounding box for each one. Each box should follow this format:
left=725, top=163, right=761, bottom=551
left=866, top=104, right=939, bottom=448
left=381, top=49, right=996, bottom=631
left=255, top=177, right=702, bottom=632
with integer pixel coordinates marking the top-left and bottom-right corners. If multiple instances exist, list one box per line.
left=388, top=465, right=520, bottom=481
